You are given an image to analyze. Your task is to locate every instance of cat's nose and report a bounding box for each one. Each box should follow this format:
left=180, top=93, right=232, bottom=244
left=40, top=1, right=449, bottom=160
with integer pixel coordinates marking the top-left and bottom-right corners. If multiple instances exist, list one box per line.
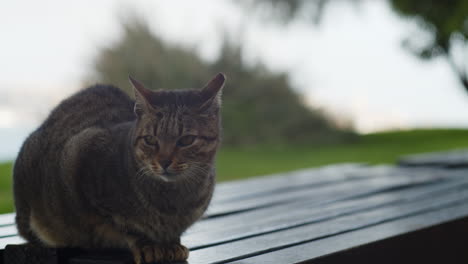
left=159, top=159, right=172, bottom=169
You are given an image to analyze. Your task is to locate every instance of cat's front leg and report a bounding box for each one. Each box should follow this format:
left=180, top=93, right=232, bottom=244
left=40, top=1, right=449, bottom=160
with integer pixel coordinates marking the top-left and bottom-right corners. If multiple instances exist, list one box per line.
left=129, top=239, right=189, bottom=264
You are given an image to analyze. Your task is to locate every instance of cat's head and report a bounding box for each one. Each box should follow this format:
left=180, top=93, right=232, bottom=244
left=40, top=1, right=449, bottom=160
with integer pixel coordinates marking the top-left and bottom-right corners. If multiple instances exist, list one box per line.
left=129, top=73, right=225, bottom=182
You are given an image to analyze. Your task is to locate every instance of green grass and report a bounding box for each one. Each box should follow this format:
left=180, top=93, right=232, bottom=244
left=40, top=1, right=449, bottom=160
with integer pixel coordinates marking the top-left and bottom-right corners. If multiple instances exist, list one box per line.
left=215, top=129, right=468, bottom=181
left=2, top=128, right=468, bottom=213
left=0, top=162, right=14, bottom=213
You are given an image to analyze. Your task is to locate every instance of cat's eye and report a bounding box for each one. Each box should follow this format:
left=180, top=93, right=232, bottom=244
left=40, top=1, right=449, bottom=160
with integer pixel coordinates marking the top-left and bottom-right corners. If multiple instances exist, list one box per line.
left=143, top=136, right=158, bottom=146
left=177, top=135, right=197, bottom=147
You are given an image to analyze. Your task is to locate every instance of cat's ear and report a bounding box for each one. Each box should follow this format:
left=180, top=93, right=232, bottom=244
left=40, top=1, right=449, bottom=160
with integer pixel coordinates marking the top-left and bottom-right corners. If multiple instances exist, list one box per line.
left=199, top=73, right=226, bottom=111
left=129, top=75, right=154, bottom=117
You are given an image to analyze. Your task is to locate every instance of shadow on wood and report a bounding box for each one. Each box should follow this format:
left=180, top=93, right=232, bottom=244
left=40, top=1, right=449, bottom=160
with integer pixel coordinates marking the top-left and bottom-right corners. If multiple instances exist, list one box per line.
left=309, top=216, right=468, bottom=264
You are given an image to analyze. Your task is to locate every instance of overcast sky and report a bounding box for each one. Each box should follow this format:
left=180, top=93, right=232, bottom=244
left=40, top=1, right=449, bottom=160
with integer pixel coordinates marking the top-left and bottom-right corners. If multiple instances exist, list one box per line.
left=1, top=0, right=468, bottom=160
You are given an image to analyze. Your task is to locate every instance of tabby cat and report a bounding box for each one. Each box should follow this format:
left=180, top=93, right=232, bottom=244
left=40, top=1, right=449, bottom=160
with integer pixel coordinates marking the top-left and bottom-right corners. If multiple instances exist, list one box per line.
left=13, top=73, right=225, bottom=263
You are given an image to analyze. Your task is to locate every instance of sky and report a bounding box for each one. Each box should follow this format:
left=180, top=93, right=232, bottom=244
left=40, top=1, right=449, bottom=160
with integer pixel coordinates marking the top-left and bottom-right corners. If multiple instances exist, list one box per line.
left=1, top=0, right=468, bottom=160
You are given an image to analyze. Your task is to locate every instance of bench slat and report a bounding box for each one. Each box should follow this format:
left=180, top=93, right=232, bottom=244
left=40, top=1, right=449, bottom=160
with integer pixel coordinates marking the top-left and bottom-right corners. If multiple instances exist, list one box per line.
left=0, top=236, right=24, bottom=249
left=187, top=187, right=468, bottom=263
left=205, top=166, right=447, bottom=217
left=189, top=168, right=454, bottom=235
left=0, top=214, right=15, bottom=227
left=399, top=149, right=468, bottom=168
left=234, top=202, right=468, bottom=263
left=212, top=164, right=367, bottom=203
left=0, top=226, right=17, bottom=239
left=183, top=175, right=468, bottom=249
left=213, top=164, right=441, bottom=203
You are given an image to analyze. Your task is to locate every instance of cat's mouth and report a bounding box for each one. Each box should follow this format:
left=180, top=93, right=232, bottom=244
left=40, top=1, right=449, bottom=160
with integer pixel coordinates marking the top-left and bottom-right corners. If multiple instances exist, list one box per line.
left=154, top=169, right=183, bottom=182
left=158, top=171, right=176, bottom=182
left=136, top=164, right=182, bottom=182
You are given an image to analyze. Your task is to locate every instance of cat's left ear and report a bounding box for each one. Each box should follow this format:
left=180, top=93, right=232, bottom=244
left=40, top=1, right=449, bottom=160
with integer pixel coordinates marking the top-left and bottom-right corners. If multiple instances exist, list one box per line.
left=129, top=75, right=154, bottom=117
left=199, top=73, right=226, bottom=111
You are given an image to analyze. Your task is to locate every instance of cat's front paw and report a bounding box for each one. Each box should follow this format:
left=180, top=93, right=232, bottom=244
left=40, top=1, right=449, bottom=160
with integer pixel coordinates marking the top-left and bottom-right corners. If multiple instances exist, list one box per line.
left=131, top=243, right=189, bottom=264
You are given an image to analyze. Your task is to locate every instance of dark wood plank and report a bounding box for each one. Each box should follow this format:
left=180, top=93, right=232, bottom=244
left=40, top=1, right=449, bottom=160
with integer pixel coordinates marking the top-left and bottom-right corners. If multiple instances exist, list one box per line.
left=212, top=164, right=448, bottom=204
left=183, top=173, right=468, bottom=249
left=67, top=253, right=133, bottom=264
left=187, top=187, right=468, bottom=263
left=3, top=245, right=137, bottom=264
left=190, top=166, right=465, bottom=234
left=307, top=217, right=468, bottom=264
left=3, top=245, right=59, bottom=264
left=0, top=225, right=17, bottom=238
left=234, top=203, right=468, bottom=264
left=0, top=236, right=24, bottom=249
left=205, top=166, right=447, bottom=217
left=399, top=149, right=468, bottom=168
left=212, top=164, right=367, bottom=203
left=190, top=171, right=457, bottom=236
left=0, top=214, right=15, bottom=227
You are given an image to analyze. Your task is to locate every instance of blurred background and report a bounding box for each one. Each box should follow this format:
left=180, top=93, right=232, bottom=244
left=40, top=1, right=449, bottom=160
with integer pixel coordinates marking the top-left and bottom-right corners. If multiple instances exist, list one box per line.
left=1, top=0, right=468, bottom=213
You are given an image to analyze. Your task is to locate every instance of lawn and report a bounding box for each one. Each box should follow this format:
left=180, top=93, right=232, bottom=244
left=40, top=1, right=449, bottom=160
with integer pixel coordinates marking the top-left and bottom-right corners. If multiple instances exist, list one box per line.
left=217, top=128, right=468, bottom=181
left=0, top=162, right=13, bottom=214
left=2, top=128, right=468, bottom=214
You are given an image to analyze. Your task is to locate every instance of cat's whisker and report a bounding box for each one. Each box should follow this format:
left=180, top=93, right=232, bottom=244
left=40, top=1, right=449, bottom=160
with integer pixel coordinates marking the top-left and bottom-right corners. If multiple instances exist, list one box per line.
left=180, top=163, right=210, bottom=186
left=135, top=165, right=155, bottom=182
left=180, top=172, right=202, bottom=190
left=136, top=166, right=147, bottom=178
left=135, top=166, right=146, bottom=177
left=145, top=167, right=155, bottom=177
left=190, top=163, right=211, bottom=175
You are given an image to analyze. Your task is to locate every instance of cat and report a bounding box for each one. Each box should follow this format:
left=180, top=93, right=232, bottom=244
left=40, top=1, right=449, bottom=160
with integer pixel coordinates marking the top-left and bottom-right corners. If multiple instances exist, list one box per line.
left=13, top=73, right=225, bottom=263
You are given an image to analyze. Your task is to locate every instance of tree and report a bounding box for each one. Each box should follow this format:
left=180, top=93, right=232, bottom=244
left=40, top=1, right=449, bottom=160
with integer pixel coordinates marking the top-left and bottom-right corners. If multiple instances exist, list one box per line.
left=88, top=19, right=352, bottom=145
left=389, top=0, right=468, bottom=91
left=237, top=0, right=363, bottom=25
left=239, top=0, right=332, bottom=25
left=238, top=0, right=468, bottom=92
left=89, top=20, right=210, bottom=95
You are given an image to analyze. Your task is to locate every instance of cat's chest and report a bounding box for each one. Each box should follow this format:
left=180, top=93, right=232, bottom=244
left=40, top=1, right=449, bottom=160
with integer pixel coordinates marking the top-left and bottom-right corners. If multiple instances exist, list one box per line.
left=118, top=205, right=200, bottom=240
left=117, top=179, right=213, bottom=239
left=132, top=180, right=210, bottom=216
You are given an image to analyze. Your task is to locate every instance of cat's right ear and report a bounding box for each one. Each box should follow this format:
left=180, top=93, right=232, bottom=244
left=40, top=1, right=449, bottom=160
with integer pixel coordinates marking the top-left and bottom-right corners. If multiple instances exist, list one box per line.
left=199, top=73, right=226, bottom=112
left=129, top=75, right=153, bottom=117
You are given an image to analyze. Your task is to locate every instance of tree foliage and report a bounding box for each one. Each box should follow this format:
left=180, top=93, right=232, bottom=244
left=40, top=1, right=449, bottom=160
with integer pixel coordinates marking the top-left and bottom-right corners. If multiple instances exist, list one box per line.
left=390, top=0, right=468, bottom=91
left=90, top=20, right=209, bottom=95
left=237, top=0, right=362, bottom=25
left=238, top=0, right=468, bottom=92
left=89, top=19, right=353, bottom=145
left=239, top=0, right=330, bottom=24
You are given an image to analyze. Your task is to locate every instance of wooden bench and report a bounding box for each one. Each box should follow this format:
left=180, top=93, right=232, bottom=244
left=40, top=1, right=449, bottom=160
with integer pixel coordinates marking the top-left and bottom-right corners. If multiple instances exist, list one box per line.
left=2, top=151, right=468, bottom=263
left=399, top=149, right=468, bottom=168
